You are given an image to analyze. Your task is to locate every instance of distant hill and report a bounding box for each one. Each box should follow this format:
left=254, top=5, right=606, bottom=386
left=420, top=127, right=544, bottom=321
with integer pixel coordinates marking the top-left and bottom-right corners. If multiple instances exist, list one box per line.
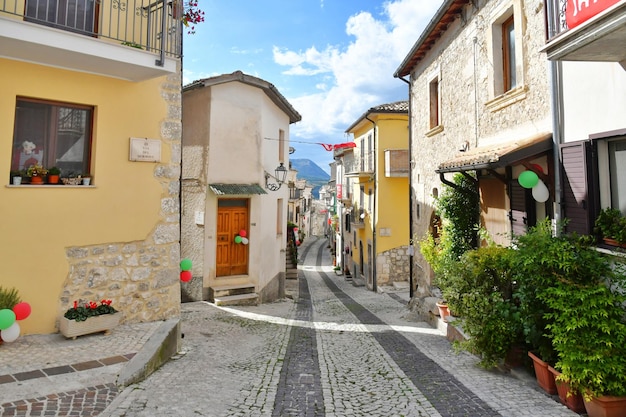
left=291, top=159, right=330, bottom=199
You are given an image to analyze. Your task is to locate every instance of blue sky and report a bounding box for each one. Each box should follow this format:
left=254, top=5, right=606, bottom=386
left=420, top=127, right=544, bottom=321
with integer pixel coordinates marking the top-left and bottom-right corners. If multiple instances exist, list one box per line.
left=182, top=0, right=444, bottom=173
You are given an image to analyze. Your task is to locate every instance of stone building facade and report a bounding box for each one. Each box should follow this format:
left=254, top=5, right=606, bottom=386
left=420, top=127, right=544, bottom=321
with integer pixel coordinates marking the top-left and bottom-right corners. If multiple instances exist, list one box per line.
left=395, top=0, right=553, bottom=297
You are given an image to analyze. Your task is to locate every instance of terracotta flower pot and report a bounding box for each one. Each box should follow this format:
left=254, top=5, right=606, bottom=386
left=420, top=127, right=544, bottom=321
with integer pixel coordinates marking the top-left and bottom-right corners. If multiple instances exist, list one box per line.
left=30, top=176, right=43, bottom=184
left=584, top=395, right=626, bottom=417
left=548, top=366, right=585, bottom=413
left=48, top=174, right=60, bottom=184
left=436, top=302, right=450, bottom=323
left=528, top=351, right=557, bottom=395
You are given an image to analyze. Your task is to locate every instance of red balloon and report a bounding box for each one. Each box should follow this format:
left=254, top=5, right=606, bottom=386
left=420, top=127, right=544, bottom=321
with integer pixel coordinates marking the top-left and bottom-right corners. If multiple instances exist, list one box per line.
left=180, top=271, right=192, bottom=282
left=239, top=229, right=247, bottom=237
left=13, top=302, right=31, bottom=321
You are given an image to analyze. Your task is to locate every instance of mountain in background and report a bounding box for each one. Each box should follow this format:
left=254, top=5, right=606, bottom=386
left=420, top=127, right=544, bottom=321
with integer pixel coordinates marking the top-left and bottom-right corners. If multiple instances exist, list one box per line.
left=291, top=158, right=330, bottom=199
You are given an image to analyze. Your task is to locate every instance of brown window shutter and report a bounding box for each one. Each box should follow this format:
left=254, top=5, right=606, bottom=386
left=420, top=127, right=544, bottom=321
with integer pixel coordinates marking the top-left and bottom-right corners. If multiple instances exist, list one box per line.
left=560, top=140, right=593, bottom=235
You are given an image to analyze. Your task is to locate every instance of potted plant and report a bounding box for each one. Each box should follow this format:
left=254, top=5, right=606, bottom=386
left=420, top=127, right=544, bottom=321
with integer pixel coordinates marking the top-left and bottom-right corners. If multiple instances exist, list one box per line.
left=60, top=299, right=120, bottom=339
left=511, top=220, right=563, bottom=394
left=541, top=248, right=626, bottom=417
left=442, top=245, right=523, bottom=368
left=10, top=170, right=23, bottom=185
left=594, top=207, right=626, bottom=247
left=47, top=166, right=61, bottom=184
left=81, top=174, right=92, bottom=186
left=61, top=171, right=82, bottom=185
left=26, top=164, right=48, bottom=184
left=0, top=286, right=22, bottom=344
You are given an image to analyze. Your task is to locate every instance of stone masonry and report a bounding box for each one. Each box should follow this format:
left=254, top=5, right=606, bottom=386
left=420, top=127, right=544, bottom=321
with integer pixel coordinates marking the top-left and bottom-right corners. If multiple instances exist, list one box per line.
left=58, top=65, right=183, bottom=326
left=375, top=245, right=410, bottom=286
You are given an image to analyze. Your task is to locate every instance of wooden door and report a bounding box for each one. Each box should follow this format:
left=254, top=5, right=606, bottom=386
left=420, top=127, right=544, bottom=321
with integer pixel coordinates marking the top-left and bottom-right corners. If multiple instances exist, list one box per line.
left=216, top=199, right=249, bottom=277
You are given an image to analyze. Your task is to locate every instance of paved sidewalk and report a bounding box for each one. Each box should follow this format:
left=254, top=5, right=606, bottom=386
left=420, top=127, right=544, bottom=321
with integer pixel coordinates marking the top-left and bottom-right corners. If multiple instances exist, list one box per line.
left=0, top=321, right=162, bottom=416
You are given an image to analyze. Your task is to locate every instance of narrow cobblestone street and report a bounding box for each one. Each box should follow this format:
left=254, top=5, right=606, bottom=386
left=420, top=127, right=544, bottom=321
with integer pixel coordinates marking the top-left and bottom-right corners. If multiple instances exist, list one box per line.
left=98, top=236, right=576, bottom=417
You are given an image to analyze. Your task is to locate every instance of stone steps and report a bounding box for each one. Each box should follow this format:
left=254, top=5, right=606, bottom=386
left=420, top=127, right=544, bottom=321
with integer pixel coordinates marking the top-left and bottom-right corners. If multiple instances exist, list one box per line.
left=209, top=284, right=258, bottom=306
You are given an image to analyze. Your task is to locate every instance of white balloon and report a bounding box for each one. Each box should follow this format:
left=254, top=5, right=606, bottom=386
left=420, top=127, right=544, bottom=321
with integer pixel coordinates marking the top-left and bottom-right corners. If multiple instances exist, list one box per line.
left=1, top=322, right=20, bottom=343
left=532, top=180, right=550, bottom=203
left=241, top=237, right=249, bottom=245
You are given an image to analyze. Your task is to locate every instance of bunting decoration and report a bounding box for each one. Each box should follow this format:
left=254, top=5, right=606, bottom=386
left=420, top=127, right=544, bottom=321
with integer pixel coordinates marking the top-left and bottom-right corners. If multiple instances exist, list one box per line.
left=317, top=142, right=357, bottom=151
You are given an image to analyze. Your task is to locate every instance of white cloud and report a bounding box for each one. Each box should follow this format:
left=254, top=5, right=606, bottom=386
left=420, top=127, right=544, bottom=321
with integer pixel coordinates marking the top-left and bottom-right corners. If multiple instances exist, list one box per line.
left=276, top=0, right=443, bottom=141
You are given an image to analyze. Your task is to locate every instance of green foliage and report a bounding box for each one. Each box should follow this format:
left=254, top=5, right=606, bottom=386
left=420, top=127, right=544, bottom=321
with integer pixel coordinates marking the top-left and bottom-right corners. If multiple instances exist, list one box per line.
left=0, top=286, right=21, bottom=310
left=419, top=173, right=480, bottom=293
left=446, top=246, right=522, bottom=368
left=437, top=173, right=480, bottom=259
left=512, top=219, right=626, bottom=397
left=594, top=207, right=626, bottom=244
left=544, top=267, right=626, bottom=398
left=48, top=166, right=61, bottom=175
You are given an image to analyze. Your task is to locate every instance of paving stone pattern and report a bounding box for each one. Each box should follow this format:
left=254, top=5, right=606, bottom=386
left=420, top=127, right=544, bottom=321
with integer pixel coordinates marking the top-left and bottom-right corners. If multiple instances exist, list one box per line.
left=1, top=237, right=580, bottom=416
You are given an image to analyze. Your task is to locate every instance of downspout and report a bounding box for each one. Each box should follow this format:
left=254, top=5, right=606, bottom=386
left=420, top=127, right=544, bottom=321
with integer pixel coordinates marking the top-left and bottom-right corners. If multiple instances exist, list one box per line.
left=399, top=76, right=414, bottom=299
left=546, top=0, right=564, bottom=233
left=365, top=114, right=377, bottom=293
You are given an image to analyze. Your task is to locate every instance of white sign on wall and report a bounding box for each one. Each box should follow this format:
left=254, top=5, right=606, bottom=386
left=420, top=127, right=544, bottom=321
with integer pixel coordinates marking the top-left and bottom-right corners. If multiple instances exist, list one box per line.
left=129, top=138, right=161, bottom=162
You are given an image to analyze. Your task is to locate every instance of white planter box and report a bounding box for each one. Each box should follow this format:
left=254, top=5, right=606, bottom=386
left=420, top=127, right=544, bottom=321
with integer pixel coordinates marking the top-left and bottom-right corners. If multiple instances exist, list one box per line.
left=59, top=313, right=121, bottom=339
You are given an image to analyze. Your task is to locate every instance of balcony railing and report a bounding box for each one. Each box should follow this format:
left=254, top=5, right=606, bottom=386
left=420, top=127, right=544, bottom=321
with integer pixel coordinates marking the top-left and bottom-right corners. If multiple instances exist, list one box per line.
left=1, top=0, right=181, bottom=60
left=344, top=153, right=375, bottom=176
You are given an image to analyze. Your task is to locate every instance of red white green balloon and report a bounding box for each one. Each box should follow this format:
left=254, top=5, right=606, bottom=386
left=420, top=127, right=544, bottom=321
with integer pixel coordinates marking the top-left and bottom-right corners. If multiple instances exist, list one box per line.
left=239, top=229, right=247, bottom=238
left=234, top=236, right=243, bottom=244
left=0, top=309, right=16, bottom=330
left=518, top=170, right=539, bottom=189
left=0, top=322, right=20, bottom=343
left=180, top=258, right=192, bottom=271
left=180, top=270, right=192, bottom=282
left=13, top=302, right=31, bottom=321
left=532, top=180, right=550, bottom=203
left=241, top=237, right=249, bottom=245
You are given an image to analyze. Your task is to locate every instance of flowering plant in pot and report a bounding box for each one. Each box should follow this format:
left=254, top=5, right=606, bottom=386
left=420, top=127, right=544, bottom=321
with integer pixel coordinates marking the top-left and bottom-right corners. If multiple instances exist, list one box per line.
left=61, top=299, right=119, bottom=338
left=64, top=299, right=117, bottom=322
left=26, top=164, right=48, bottom=184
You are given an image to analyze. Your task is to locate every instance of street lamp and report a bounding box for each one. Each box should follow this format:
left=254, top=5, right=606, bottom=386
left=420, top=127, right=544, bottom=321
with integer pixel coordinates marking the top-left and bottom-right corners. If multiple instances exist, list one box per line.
left=265, top=163, right=287, bottom=191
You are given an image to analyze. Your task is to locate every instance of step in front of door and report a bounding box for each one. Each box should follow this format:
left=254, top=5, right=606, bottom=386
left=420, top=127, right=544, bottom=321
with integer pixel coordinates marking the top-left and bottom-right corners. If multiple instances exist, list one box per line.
left=214, top=293, right=259, bottom=307
left=209, top=284, right=256, bottom=300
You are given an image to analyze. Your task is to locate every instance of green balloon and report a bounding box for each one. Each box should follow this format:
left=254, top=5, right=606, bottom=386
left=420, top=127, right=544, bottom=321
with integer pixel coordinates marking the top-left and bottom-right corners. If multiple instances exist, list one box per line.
left=180, top=258, right=193, bottom=271
left=234, top=236, right=243, bottom=244
left=0, top=309, right=16, bottom=331
left=518, top=170, right=539, bottom=189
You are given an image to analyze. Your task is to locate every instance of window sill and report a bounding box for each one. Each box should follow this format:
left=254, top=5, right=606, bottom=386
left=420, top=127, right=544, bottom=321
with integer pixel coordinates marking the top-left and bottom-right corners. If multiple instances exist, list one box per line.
left=425, top=125, right=444, bottom=137
left=485, top=85, right=528, bottom=112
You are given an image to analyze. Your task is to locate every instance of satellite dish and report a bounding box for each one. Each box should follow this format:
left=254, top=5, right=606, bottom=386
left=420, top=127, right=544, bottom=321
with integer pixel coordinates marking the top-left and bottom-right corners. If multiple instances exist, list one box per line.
left=289, top=147, right=295, bottom=154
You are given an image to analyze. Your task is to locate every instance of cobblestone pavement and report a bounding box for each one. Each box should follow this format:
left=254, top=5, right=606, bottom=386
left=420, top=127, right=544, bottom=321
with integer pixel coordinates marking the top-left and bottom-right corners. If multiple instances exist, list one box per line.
left=100, top=236, right=577, bottom=417
left=1, top=236, right=581, bottom=416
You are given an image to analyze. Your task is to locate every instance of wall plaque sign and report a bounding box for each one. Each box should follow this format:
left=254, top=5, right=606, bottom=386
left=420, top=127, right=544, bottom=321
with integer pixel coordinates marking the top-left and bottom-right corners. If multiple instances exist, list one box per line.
left=129, top=138, right=161, bottom=162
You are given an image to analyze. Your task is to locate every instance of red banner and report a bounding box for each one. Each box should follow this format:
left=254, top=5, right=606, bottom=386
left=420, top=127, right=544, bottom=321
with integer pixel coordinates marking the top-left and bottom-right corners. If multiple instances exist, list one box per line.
left=566, top=0, right=619, bottom=29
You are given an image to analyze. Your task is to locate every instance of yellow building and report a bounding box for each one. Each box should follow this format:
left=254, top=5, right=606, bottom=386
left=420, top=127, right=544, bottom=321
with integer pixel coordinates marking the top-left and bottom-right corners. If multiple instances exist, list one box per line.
left=342, top=101, right=410, bottom=291
left=0, top=2, right=182, bottom=335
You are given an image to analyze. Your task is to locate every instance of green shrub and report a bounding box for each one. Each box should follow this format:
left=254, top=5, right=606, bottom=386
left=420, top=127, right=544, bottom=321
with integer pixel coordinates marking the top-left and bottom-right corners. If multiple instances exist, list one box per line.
left=447, top=246, right=522, bottom=368
left=0, top=286, right=21, bottom=310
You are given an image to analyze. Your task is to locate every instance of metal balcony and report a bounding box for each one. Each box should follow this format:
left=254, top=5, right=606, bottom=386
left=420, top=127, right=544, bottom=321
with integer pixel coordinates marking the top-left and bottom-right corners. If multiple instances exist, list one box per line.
left=0, top=0, right=181, bottom=81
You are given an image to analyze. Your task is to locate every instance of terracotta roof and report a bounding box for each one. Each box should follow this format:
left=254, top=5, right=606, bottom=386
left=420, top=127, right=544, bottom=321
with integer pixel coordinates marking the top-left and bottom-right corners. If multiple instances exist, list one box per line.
left=436, top=133, right=553, bottom=173
left=208, top=183, right=267, bottom=195
left=394, top=0, right=466, bottom=78
left=183, top=71, right=302, bottom=124
left=345, top=100, right=409, bottom=133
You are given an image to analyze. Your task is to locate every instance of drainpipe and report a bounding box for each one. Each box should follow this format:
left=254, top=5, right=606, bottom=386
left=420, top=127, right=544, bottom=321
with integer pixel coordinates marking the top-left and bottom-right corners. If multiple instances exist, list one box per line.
left=546, top=0, right=564, bottom=233
left=399, top=76, right=414, bottom=299
left=365, top=114, right=377, bottom=293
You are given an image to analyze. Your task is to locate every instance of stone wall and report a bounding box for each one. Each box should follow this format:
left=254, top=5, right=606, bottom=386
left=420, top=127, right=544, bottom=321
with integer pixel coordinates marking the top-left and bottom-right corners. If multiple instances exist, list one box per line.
left=409, top=0, right=552, bottom=297
left=58, top=67, right=182, bottom=326
left=376, top=245, right=410, bottom=286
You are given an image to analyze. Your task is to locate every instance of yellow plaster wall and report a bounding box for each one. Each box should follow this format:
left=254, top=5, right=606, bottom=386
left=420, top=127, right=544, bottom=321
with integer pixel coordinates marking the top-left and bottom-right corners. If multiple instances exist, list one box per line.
left=0, top=59, right=169, bottom=334
left=375, top=118, right=409, bottom=253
